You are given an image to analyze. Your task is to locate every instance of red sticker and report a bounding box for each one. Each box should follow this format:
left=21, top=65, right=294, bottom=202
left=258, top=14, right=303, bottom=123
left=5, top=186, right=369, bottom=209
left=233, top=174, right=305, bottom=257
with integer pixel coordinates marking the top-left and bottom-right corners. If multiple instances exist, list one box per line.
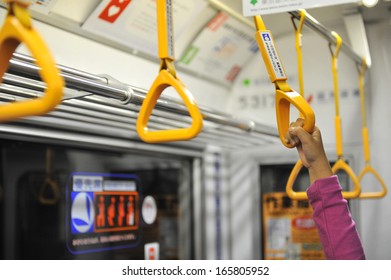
left=225, top=65, right=241, bottom=81
left=207, top=12, right=228, bottom=31
left=99, top=0, right=132, bottom=23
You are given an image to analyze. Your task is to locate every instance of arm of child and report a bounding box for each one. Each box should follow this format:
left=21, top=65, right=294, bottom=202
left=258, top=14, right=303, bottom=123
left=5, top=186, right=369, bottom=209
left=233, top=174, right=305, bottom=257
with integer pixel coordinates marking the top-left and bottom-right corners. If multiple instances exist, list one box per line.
left=286, top=118, right=365, bottom=260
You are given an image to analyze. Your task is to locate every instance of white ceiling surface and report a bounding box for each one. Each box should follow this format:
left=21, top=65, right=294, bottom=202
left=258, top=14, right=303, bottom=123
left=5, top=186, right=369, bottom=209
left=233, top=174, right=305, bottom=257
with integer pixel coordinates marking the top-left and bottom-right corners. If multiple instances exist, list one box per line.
left=23, top=0, right=391, bottom=85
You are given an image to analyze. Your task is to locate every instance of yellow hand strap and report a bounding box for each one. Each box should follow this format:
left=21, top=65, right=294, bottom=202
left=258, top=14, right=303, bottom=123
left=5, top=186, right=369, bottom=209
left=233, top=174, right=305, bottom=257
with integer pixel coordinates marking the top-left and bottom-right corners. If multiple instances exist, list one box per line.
left=136, top=0, right=203, bottom=143
left=285, top=10, right=307, bottom=200
left=329, top=32, right=344, bottom=156
left=291, top=9, right=306, bottom=99
left=329, top=32, right=361, bottom=199
left=39, top=148, right=60, bottom=205
left=286, top=160, right=307, bottom=200
left=0, top=2, right=64, bottom=122
left=253, top=15, right=315, bottom=148
left=357, top=59, right=387, bottom=199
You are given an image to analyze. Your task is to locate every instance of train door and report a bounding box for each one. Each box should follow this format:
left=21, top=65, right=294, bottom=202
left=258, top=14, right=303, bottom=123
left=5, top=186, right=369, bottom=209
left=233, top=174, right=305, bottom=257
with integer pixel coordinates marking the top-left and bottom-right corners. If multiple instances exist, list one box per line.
left=0, top=140, right=196, bottom=260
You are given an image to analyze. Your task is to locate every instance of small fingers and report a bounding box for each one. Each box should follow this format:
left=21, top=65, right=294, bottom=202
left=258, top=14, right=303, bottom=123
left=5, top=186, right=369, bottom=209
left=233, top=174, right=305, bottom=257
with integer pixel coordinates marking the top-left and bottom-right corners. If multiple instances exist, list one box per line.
left=285, top=127, right=300, bottom=146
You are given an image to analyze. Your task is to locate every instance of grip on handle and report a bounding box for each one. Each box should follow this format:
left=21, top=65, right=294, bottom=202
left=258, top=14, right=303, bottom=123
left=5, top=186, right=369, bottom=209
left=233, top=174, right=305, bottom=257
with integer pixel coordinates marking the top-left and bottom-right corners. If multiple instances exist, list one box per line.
left=276, top=90, right=315, bottom=148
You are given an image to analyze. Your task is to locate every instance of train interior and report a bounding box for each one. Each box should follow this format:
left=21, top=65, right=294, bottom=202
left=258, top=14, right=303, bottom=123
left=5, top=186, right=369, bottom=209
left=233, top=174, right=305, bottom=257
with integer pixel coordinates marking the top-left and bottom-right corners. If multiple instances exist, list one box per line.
left=0, top=0, right=390, bottom=260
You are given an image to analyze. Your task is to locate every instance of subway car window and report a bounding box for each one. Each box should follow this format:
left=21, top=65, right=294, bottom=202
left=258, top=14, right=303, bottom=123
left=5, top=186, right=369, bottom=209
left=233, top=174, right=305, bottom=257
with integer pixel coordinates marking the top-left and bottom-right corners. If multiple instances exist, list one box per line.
left=0, top=140, right=193, bottom=260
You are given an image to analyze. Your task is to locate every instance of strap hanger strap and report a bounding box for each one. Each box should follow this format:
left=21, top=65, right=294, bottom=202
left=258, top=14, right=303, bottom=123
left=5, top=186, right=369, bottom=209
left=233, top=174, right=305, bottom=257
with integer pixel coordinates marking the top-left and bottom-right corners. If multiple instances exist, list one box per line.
left=136, top=0, right=203, bottom=143
left=329, top=31, right=344, bottom=157
left=356, top=58, right=387, bottom=199
left=253, top=14, right=315, bottom=148
left=285, top=11, right=308, bottom=200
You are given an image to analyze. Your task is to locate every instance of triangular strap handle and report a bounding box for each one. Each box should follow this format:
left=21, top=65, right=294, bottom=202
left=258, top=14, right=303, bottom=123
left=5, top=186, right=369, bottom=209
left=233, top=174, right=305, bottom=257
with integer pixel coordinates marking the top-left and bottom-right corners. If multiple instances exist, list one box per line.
left=275, top=89, right=315, bottom=148
left=0, top=13, right=64, bottom=122
left=287, top=159, right=362, bottom=200
left=285, top=159, right=308, bottom=200
left=39, top=177, right=61, bottom=205
left=359, top=165, right=387, bottom=199
left=331, top=159, right=361, bottom=199
left=136, top=70, right=203, bottom=143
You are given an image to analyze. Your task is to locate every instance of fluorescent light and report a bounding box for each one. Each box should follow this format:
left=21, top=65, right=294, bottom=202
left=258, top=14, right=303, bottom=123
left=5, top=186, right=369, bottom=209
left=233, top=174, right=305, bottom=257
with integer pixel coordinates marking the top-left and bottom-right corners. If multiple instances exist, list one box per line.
left=362, top=0, right=379, bottom=7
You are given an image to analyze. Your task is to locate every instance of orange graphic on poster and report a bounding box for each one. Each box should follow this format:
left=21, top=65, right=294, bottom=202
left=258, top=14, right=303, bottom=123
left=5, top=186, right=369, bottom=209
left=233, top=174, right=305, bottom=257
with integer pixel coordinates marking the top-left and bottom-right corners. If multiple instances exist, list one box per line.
left=97, top=196, right=106, bottom=227
left=94, top=192, right=139, bottom=233
left=108, top=197, right=116, bottom=227
left=127, top=196, right=134, bottom=226
left=118, top=196, right=125, bottom=226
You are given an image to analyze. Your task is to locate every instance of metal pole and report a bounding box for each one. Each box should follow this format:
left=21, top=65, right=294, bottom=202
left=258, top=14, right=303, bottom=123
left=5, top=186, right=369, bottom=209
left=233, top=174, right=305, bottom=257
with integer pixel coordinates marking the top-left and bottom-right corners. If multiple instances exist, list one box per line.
left=289, top=11, right=364, bottom=65
left=6, top=54, right=279, bottom=138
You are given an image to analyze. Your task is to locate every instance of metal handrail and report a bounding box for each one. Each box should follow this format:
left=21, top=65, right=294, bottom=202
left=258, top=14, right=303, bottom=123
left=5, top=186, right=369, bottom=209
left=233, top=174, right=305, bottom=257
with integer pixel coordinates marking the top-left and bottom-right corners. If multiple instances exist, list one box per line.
left=7, top=53, right=279, bottom=139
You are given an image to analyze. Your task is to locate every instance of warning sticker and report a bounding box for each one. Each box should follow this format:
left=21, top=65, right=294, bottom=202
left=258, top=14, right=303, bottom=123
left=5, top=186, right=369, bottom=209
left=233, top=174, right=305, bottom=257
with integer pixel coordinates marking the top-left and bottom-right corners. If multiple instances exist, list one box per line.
left=256, top=31, right=287, bottom=81
left=242, top=0, right=357, bottom=16
left=165, top=0, right=174, bottom=58
left=98, top=0, right=132, bottom=23
left=66, top=172, right=140, bottom=255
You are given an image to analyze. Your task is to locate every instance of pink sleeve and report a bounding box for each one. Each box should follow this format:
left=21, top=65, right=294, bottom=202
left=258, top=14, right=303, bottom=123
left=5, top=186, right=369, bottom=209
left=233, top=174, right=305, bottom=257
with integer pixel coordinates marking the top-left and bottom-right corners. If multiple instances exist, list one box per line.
left=307, top=175, right=366, bottom=260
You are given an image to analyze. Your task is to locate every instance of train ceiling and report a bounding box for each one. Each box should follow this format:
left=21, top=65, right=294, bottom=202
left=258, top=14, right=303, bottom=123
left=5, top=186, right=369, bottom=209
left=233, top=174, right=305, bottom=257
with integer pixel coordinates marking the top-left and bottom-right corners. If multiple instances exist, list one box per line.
left=1, top=0, right=390, bottom=86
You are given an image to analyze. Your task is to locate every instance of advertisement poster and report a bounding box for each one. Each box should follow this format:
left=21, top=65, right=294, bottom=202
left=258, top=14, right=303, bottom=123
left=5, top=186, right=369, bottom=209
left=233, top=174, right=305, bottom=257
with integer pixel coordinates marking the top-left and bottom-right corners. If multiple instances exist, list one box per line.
left=82, top=0, right=207, bottom=57
left=179, top=12, right=258, bottom=84
left=30, top=0, right=58, bottom=14
left=262, top=192, right=325, bottom=260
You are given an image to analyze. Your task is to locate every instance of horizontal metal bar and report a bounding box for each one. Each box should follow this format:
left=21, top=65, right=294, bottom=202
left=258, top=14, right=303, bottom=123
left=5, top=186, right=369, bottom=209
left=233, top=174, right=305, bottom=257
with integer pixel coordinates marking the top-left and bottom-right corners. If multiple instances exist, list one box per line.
left=7, top=53, right=279, bottom=138
left=12, top=53, right=108, bottom=84
left=0, top=83, right=274, bottom=150
left=289, top=11, right=363, bottom=65
left=8, top=58, right=130, bottom=101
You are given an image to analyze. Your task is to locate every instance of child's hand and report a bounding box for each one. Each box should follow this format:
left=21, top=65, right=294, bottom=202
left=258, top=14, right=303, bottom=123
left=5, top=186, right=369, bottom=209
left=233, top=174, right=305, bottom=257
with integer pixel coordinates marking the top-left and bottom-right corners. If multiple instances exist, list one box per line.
left=285, top=118, right=332, bottom=183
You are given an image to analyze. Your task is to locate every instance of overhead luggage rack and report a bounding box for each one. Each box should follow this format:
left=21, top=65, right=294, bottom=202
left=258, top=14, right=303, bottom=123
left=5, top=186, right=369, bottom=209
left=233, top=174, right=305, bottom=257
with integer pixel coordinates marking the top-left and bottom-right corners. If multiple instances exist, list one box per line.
left=0, top=52, right=279, bottom=155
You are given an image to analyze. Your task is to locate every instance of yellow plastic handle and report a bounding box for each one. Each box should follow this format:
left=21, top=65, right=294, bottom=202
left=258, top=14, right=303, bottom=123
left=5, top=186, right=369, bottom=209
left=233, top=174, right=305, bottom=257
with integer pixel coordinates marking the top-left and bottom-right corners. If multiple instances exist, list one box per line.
left=253, top=15, right=315, bottom=148
left=287, top=158, right=362, bottom=200
left=136, top=70, right=203, bottom=143
left=285, top=11, right=308, bottom=194
left=285, top=160, right=307, bottom=200
left=358, top=165, right=387, bottom=199
left=0, top=14, right=64, bottom=121
left=357, top=86, right=387, bottom=198
left=331, top=159, right=361, bottom=199
left=276, top=89, right=315, bottom=148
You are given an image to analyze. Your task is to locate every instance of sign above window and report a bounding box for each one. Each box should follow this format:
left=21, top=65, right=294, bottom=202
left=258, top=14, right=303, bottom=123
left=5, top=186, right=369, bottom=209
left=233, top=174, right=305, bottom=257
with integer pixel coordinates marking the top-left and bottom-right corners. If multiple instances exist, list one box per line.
left=242, top=0, right=358, bottom=16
